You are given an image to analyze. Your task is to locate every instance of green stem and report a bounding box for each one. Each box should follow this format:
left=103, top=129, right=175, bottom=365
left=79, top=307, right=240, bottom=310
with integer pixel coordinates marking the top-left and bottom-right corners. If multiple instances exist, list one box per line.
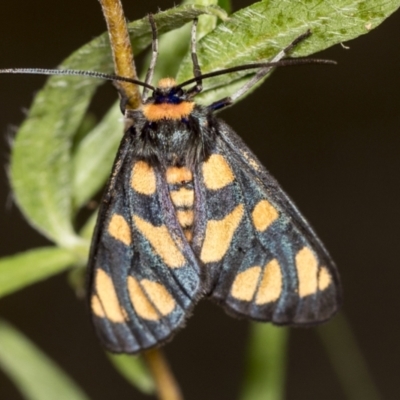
left=318, top=314, right=381, bottom=400
left=240, top=323, right=288, bottom=400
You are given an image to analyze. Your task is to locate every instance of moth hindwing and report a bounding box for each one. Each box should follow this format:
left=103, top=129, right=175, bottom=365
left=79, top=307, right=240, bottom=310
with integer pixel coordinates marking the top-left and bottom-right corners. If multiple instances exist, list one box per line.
left=86, top=19, right=341, bottom=353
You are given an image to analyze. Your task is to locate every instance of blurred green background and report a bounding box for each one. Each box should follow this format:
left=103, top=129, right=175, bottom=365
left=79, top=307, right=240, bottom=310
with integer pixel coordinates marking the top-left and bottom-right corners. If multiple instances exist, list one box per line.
left=0, top=0, right=399, bottom=399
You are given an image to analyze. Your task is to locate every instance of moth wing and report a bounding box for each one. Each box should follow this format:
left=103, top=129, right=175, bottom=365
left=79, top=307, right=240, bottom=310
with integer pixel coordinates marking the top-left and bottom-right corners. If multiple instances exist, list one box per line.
left=202, top=121, right=341, bottom=325
left=87, top=132, right=202, bottom=353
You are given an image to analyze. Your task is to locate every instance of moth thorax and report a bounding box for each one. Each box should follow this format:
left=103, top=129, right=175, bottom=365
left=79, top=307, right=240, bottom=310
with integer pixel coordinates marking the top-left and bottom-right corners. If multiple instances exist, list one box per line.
left=165, top=165, right=195, bottom=242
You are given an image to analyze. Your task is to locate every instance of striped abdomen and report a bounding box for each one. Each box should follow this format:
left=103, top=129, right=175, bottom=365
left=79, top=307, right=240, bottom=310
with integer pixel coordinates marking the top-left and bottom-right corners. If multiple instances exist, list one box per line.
left=166, top=166, right=194, bottom=242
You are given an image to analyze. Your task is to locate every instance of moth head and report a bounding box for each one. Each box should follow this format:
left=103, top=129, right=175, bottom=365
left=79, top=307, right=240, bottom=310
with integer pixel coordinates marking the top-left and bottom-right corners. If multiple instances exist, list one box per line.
left=146, top=78, right=187, bottom=105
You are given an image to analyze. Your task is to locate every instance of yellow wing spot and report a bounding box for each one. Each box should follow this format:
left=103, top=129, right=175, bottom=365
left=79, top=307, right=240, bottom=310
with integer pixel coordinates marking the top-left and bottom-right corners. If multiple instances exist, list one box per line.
left=200, top=204, right=244, bottom=263
left=296, top=247, right=319, bottom=297
left=202, top=154, right=235, bottom=190
left=131, top=161, right=156, bottom=195
left=108, top=214, right=132, bottom=246
left=166, top=166, right=193, bottom=185
left=170, top=188, right=194, bottom=207
left=133, top=215, right=185, bottom=268
left=128, top=277, right=158, bottom=320
left=143, top=102, right=195, bottom=121
left=94, top=269, right=126, bottom=322
left=128, top=277, right=176, bottom=320
left=255, top=259, right=282, bottom=304
left=231, top=266, right=261, bottom=301
left=141, top=279, right=176, bottom=316
left=318, top=266, right=332, bottom=291
left=252, top=200, right=279, bottom=232
left=91, top=295, right=105, bottom=318
left=176, top=210, right=194, bottom=227
left=158, top=77, right=177, bottom=88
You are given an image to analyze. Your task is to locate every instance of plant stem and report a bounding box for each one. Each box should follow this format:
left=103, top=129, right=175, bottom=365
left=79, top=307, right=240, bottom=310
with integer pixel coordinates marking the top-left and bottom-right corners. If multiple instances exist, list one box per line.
left=318, top=314, right=381, bottom=400
left=240, top=323, right=288, bottom=400
left=98, top=0, right=141, bottom=110
left=143, top=349, right=183, bottom=400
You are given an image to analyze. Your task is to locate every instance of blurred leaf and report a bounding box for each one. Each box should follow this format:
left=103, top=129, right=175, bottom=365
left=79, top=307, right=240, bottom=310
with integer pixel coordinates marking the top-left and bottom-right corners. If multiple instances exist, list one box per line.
left=108, top=353, right=155, bottom=395
left=0, top=319, right=89, bottom=400
left=72, top=113, right=97, bottom=151
left=10, top=4, right=227, bottom=246
left=218, top=0, right=231, bottom=14
left=79, top=210, right=98, bottom=241
left=240, top=323, right=288, bottom=400
left=177, top=0, right=400, bottom=104
left=0, top=247, right=78, bottom=299
left=72, top=103, right=122, bottom=209
left=318, top=314, right=382, bottom=400
left=195, top=0, right=219, bottom=40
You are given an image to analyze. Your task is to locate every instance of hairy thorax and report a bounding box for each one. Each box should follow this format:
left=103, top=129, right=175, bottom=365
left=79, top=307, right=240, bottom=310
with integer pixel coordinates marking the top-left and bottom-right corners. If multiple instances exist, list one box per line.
left=126, top=104, right=218, bottom=167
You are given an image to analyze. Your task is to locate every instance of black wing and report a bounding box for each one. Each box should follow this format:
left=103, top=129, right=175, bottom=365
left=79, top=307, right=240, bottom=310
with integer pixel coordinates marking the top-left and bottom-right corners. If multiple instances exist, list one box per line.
left=197, top=120, right=341, bottom=325
left=87, top=130, right=202, bottom=353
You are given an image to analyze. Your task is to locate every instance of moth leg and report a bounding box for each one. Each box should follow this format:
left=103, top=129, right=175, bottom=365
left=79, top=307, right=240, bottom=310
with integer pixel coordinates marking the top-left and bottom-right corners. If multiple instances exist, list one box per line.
left=142, top=13, right=159, bottom=101
left=209, top=30, right=312, bottom=111
left=187, top=18, right=203, bottom=98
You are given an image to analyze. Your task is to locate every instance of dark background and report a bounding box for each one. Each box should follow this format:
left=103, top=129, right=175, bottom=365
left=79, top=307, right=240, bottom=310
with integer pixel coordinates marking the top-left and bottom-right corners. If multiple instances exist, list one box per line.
left=0, top=0, right=399, bottom=399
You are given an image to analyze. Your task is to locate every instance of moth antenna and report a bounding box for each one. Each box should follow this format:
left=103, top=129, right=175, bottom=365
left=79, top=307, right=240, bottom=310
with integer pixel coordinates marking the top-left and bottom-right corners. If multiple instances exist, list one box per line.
left=176, top=58, right=336, bottom=89
left=0, top=68, right=156, bottom=91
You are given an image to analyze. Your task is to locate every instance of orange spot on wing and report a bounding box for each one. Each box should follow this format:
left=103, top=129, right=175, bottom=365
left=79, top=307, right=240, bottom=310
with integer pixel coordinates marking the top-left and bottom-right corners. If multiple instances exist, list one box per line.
left=202, top=154, right=234, bottom=190
left=231, top=266, right=261, bottom=301
left=94, top=269, right=126, bottom=322
left=255, top=259, right=282, bottom=304
left=131, top=161, right=156, bottom=195
left=200, top=204, right=244, bottom=263
left=318, top=266, right=332, bottom=291
left=252, top=200, right=279, bottom=232
left=296, top=247, right=319, bottom=297
left=108, top=214, right=132, bottom=245
left=128, top=277, right=158, bottom=320
left=91, top=295, right=105, bottom=318
left=142, top=279, right=176, bottom=316
left=143, top=102, right=195, bottom=121
left=128, top=277, right=176, bottom=320
left=133, top=215, right=185, bottom=268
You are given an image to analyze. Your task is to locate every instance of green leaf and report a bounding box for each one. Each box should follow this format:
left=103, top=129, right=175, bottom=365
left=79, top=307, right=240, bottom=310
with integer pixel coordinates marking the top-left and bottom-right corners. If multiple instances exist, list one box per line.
left=218, top=0, right=231, bottom=14
left=0, top=319, right=89, bottom=400
left=10, top=4, right=227, bottom=246
left=318, top=314, right=382, bottom=400
left=79, top=211, right=98, bottom=241
left=72, top=103, right=122, bottom=209
left=177, top=0, right=400, bottom=104
left=240, top=323, right=288, bottom=400
left=107, top=353, right=155, bottom=395
left=194, top=0, right=219, bottom=41
left=0, top=247, right=77, bottom=299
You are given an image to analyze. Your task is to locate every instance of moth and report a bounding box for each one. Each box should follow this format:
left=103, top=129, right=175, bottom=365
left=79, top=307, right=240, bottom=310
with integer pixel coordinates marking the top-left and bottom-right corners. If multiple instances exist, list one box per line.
left=2, top=17, right=341, bottom=353
left=86, top=18, right=341, bottom=353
